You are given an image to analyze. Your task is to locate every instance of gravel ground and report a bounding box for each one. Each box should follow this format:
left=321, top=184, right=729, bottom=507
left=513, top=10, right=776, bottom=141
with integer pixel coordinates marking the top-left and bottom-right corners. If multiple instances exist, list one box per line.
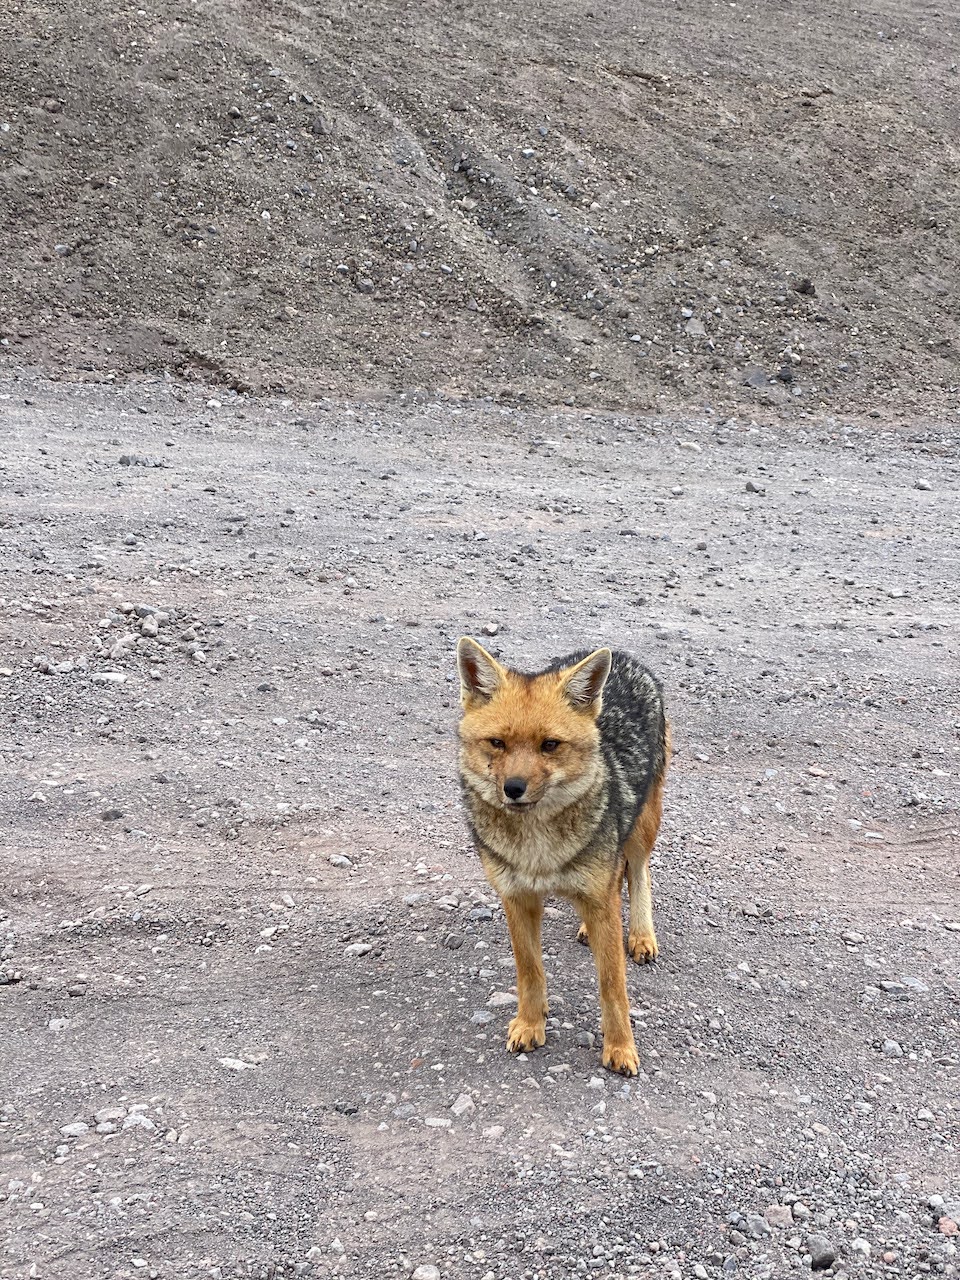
left=1, top=371, right=958, bottom=1280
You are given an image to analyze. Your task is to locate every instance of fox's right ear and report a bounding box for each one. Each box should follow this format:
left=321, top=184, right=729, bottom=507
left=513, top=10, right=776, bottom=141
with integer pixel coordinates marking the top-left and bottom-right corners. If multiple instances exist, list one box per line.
left=457, top=637, right=504, bottom=707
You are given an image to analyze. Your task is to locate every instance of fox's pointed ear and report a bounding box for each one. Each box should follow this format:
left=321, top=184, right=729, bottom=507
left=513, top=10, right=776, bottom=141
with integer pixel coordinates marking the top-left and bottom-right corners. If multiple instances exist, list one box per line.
left=457, top=637, right=504, bottom=707
left=561, top=648, right=612, bottom=711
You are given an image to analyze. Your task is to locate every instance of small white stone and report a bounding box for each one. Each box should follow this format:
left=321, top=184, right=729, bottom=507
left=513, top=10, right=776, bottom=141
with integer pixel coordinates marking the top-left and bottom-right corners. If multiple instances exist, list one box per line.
left=122, top=1113, right=156, bottom=1131
left=94, top=1107, right=126, bottom=1123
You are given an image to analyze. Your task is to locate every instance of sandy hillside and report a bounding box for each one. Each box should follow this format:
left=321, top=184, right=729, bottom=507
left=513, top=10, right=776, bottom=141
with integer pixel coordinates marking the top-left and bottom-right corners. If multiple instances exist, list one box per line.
left=1, top=0, right=959, bottom=413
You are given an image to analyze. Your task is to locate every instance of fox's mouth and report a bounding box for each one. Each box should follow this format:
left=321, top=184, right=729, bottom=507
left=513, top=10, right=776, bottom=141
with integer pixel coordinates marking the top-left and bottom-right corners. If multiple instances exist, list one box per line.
left=504, top=797, right=539, bottom=812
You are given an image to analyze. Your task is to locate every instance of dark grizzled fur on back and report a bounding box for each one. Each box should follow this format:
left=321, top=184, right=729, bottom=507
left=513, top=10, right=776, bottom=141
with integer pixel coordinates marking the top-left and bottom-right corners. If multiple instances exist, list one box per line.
left=543, top=649, right=667, bottom=844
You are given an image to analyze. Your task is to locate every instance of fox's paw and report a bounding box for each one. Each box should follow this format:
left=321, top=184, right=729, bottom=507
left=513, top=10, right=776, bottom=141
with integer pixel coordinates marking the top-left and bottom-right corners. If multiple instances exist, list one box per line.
left=576, top=923, right=590, bottom=946
left=602, top=1040, right=640, bottom=1077
left=506, top=1015, right=546, bottom=1054
left=628, top=929, right=659, bottom=965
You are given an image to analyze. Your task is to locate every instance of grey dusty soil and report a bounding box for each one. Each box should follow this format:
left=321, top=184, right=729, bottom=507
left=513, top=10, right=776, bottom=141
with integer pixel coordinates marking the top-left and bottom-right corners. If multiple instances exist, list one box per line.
left=1, top=371, right=958, bottom=1280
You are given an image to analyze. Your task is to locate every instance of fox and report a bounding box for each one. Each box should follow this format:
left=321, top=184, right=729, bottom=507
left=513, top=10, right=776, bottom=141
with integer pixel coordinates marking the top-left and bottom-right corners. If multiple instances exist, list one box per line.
left=456, top=637, right=669, bottom=1076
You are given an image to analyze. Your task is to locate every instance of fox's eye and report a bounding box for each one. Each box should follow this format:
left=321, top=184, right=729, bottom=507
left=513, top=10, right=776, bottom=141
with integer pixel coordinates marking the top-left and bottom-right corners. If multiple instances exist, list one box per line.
left=488, top=738, right=506, bottom=750
left=541, top=739, right=561, bottom=753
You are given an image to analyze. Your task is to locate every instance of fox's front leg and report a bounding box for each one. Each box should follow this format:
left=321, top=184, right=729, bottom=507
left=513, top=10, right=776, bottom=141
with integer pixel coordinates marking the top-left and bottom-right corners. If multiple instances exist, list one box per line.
left=500, top=893, right=548, bottom=1053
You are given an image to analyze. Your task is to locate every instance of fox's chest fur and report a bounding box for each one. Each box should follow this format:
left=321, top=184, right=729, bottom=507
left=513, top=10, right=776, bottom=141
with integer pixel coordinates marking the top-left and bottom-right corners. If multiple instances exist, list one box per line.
left=461, top=764, right=619, bottom=899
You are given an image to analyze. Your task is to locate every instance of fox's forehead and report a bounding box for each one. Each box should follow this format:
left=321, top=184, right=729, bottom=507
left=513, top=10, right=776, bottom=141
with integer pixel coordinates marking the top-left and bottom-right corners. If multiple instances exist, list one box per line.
left=461, top=675, right=588, bottom=741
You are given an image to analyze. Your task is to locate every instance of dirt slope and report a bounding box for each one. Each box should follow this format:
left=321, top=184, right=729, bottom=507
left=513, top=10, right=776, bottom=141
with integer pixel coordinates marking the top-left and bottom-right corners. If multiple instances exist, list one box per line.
left=2, top=0, right=959, bottom=412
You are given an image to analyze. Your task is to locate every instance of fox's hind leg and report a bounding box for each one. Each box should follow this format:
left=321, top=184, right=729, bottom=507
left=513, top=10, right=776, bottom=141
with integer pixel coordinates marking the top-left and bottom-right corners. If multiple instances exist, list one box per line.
left=577, top=863, right=625, bottom=947
left=501, top=893, right=548, bottom=1053
left=625, top=768, right=667, bottom=964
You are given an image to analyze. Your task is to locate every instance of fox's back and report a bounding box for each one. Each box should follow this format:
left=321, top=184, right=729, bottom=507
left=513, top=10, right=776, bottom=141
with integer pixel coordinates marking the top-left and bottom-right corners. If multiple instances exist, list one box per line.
left=545, top=649, right=667, bottom=842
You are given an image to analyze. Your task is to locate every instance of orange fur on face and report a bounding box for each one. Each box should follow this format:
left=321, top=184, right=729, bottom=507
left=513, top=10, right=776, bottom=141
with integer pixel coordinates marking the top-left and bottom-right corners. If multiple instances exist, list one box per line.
left=458, top=662, right=603, bottom=813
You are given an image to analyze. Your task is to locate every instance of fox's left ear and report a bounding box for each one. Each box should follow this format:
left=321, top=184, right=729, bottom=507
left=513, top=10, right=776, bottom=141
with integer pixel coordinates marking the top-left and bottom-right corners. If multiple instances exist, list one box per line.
left=561, top=648, right=612, bottom=711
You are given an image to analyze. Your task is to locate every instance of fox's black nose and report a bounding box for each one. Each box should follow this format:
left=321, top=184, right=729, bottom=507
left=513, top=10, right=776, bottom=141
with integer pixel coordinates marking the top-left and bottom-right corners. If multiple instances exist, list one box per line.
left=503, top=777, right=527, bottom=801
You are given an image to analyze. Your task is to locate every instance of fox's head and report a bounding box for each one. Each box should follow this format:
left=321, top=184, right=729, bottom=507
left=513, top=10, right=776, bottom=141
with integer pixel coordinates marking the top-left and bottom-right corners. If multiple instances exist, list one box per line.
left=456, top=637, right=611, bottom=814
